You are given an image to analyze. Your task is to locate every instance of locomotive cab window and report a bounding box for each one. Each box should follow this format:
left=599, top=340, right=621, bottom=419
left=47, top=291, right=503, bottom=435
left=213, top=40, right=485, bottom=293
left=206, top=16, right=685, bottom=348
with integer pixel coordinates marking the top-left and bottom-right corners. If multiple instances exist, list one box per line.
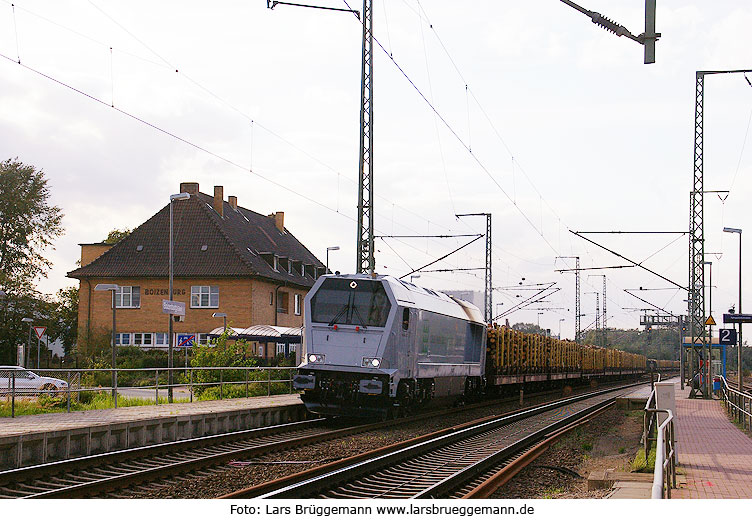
left=310, top=278, right=392, bottom=327
left=402, top=308, right=410, bottom=331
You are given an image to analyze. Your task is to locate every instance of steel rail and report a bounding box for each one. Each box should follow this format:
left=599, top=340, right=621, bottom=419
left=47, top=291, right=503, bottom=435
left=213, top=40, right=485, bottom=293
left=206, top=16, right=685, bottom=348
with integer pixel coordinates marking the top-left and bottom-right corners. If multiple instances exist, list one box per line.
left=248, top=383, right=642, bottom=498
left=0, top=383, right=596, bottom=499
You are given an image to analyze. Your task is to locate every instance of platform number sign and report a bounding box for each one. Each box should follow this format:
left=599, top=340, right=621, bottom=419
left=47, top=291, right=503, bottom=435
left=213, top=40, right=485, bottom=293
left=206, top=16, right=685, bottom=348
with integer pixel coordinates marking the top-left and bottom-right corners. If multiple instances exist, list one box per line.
left=719, top=328, right=737, bottom=346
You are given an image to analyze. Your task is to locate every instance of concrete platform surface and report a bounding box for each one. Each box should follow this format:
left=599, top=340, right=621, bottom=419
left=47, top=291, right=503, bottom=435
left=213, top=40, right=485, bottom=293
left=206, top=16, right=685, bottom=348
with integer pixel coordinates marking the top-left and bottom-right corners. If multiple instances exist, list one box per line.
left=0, top=394, right=302, bottom=438
left=0, top=394, right=306, bottom=471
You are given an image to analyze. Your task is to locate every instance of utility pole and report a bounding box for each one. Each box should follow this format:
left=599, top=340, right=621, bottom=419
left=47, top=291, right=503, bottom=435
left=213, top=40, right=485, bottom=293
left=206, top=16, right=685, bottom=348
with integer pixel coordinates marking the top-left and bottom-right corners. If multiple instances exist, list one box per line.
left=456, top=213, right=492, bottom=323
left=556, top=256, right=581, bottom=342
left=586, top=291, right=600, bottom=345
left=689, top=69, right=752, bottom=398
left=267, top=1, right=374, bottom=274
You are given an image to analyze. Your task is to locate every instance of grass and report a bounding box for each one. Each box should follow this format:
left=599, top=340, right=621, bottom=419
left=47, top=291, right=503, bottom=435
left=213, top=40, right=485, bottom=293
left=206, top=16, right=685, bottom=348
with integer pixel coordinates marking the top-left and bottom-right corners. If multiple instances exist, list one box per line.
left=0, top=393, right=191, bottom=417
left=541, top=487, right=565, bottom=499
left=581, top=442, right=593, bottom=451
left=630, top=447, right=657, bottom=473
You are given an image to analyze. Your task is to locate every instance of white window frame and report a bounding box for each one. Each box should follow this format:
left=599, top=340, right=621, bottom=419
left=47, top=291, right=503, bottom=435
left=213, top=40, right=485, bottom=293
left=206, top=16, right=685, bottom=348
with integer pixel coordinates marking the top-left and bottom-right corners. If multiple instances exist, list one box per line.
left=197, top=333, right=210, bottom=346
left=115, top=286, right=140, bottom=308
left=276, top=343, right=286, bottom=355
left=155, top=333, right=168, bottom=347
left=190, top=285, right=219, bottom=308
left=294, top=293, right=301, bottom=316
left=115, top=333, right=131, bottom=345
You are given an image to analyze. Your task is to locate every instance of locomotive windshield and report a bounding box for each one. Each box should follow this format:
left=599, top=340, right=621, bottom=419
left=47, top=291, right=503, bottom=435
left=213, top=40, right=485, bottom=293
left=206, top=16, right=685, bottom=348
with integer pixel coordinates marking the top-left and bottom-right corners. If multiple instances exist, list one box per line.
left=310, top=279, right=391, bottom=327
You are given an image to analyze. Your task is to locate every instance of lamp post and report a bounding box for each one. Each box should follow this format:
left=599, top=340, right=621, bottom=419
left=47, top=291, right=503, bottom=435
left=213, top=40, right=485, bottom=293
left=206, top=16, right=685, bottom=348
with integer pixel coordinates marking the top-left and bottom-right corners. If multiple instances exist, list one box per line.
left=326, top=246, right=340, bottom=274
left=94, top=283, right=119, bottom=403
left=723, top=227, right=743, bottom=391
left=559, top=318, right=566, bottom=340
left=212, top=312, right=228, bottom=353
left=22, top=317, right=33, bottom=368
left=168, top=192, right=191, bottom=403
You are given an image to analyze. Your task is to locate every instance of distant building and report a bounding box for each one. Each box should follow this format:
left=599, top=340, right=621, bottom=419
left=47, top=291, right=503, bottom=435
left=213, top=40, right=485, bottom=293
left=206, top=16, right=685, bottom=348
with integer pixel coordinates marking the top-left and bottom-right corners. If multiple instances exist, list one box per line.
left=438, top=290, right=484, bottom=313
left=67, top=182, right=325, bottom=359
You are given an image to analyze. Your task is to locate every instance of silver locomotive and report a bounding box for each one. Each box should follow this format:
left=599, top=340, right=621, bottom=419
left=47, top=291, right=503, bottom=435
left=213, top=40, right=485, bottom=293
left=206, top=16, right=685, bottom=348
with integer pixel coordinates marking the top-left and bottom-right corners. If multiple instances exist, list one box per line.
left=293, top=274, right=486, bottom=417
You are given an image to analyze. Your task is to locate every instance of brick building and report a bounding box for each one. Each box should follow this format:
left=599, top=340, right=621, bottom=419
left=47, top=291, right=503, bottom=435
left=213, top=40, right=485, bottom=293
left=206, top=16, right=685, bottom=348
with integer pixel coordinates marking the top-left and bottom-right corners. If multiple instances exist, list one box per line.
left=67, top=182, right=325, bottom=359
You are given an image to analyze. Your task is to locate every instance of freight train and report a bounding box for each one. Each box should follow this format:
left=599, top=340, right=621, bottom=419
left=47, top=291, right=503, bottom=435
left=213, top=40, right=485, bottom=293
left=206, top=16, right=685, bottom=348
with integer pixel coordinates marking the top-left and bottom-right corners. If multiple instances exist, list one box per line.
left=293, top=274, right=677, bottom=417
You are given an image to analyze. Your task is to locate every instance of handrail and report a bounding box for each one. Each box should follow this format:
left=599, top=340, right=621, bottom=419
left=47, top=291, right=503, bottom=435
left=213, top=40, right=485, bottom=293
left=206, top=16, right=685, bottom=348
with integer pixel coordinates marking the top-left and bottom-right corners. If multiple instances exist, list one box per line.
left=650, top=408, right=675, bottom=499
left=718, top=375, right=752, bottom=432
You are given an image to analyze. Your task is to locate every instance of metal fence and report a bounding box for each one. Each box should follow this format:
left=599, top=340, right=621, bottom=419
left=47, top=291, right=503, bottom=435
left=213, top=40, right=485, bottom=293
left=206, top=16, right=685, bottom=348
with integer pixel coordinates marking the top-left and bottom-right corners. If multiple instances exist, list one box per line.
left=718, top=375, right=752, bottom=432
left=642, top=375, right=677, bottom=499
left=0, top=366, right=298, bottom=418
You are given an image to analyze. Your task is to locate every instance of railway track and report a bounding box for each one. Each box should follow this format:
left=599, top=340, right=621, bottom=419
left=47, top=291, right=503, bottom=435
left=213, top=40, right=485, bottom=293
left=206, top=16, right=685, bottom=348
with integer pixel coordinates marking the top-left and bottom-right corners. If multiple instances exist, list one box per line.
left=0, top=379, right=644, bottom=499
left=222, top=382, right=641, bottom=499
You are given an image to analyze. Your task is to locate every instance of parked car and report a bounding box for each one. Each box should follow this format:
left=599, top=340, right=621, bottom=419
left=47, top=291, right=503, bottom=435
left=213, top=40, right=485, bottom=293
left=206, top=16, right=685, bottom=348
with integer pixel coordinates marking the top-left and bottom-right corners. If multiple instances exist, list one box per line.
left=0, top=366, right=68, bottom=396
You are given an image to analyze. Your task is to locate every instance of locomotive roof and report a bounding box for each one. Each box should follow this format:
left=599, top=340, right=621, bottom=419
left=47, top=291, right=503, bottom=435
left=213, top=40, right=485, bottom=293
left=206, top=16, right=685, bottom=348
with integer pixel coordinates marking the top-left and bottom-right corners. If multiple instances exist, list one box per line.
left=330, top=274, right=485, bottom=324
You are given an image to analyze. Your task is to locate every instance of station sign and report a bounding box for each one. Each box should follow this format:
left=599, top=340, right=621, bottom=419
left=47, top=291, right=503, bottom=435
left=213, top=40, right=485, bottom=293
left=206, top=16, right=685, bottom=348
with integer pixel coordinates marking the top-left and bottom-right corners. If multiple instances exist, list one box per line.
left=162, top=299, right=186, bottom=316
left=723, top=313, right=752, bottom=324
left=719, top=328, right=737, bottom=346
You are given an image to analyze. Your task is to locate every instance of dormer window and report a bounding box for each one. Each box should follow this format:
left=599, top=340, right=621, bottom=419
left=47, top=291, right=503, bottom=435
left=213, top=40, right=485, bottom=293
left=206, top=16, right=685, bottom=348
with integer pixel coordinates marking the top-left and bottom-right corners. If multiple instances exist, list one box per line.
left=273, top=255, right=279, bottom=272
left=288, top=260, right=292, bottom=274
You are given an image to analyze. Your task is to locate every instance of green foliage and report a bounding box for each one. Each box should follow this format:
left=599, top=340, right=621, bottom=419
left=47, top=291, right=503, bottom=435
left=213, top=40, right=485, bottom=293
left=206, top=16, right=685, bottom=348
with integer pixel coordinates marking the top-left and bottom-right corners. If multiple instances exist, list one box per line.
left=0, top=392, right=189, bottom=417
left=581, top=442, right=593, bottom=451
left=0, top=158, right=64, bottom=290
left=512, top=322, right=547, bottom=336
left=102, top=228, right=132, bottom=245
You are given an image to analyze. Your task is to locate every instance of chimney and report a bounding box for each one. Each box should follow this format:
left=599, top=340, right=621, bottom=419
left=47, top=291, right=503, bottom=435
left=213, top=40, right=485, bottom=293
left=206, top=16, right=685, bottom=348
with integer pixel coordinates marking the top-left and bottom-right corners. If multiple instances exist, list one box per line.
left=213, top=185, right=224, bottom=217
left=274, top=211, right=284, bottom=233
left=180, top=182, right=199, bottom=195
left=228, top=195, right=238, bottom=211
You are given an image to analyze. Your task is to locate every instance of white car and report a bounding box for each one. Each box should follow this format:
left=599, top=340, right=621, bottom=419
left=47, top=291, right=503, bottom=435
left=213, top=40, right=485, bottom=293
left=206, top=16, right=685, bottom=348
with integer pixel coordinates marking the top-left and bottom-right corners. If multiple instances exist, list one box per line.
left=0, top=366, right=69, bottom=396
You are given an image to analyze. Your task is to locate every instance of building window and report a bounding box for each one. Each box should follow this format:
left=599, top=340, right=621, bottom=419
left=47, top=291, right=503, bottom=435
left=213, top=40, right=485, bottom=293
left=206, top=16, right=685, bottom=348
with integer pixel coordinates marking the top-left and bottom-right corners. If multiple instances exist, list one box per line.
left=288, top=260, right=292, bottom=274
left=191, top=285, right=219, bottom=308
left=273, top=256, right=279, bottom=272
left=276, top=343, right=286, bottom=356
left=294, top=294, right=301, bottom=315
left=197, top=333, right=210, bottom=346
left=115, top=333, right=131, bottom=345
left=115, top=286, right=140, bottom=308
left=155, top=333, right=168, bottom=346
left=277, top=291, right=289, bottom=314
left=133, top=333, right=153, bottom=347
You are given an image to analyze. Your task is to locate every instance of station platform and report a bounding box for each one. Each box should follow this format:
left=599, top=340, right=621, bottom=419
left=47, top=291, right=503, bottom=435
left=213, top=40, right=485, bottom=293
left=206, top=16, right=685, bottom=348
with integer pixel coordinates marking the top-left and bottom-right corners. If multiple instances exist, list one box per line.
left=610, top=377, right=752, bottom=498
left=0, top=394, right=305, bottom=471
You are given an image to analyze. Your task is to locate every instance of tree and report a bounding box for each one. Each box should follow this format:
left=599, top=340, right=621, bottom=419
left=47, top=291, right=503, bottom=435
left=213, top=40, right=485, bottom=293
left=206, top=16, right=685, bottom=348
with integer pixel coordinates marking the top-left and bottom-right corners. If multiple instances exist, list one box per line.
left=512, top=322, right=547, bottom=336
left=0, top=158, right=64, bottom=291
left=53, top=287, right=78, bottom=355
left=103, top=228, right=131, bottom=245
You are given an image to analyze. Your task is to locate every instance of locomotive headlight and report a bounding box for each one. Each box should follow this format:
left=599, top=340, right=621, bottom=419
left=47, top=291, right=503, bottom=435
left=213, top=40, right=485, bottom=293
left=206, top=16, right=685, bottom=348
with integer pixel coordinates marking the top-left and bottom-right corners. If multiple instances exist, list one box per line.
left=362, top=357, right=381, bottom=368
left=308, top=354, right=325, bottom=363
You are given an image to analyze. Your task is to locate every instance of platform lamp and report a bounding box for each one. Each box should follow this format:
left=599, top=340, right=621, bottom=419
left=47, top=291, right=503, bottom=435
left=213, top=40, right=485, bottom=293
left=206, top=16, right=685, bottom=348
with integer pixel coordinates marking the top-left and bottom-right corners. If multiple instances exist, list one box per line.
left=168, top=191, right=191, bottom=403
left=212, top=312, right=228, bottom=353
left=22, top=317, right=33, bottom=368
left=94, top=283, right=119, bottom=404
left=326, top=246, right=340, bottom=274
left=723, top=227, right=743, bottom=392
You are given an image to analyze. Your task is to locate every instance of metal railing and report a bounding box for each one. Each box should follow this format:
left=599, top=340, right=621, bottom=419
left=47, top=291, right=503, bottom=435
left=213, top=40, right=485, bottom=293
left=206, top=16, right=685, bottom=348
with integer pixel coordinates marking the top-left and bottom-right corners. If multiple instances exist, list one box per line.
left=718, top=375, right=752, bottom=432
left=642, top=375, right=677, bottom=499
left=1, top=366, right=298, bottom=418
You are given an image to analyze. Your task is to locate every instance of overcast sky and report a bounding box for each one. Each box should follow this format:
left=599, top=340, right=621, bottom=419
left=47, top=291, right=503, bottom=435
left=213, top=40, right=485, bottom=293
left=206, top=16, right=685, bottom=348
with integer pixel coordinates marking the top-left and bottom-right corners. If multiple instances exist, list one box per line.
left=1, top=1, right=751, bottom=339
